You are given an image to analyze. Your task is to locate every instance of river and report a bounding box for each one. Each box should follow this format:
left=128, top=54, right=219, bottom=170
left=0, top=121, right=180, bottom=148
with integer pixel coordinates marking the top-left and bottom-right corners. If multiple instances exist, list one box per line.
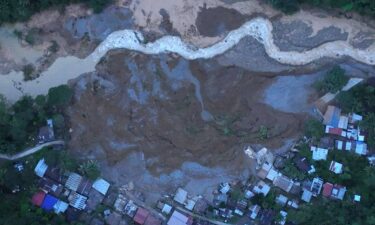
left=0, top=17, right=374, bottom=102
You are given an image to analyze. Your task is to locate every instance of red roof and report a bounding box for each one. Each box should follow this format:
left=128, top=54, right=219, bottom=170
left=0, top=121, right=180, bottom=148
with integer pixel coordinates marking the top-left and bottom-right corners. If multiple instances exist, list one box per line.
left=32, top=191, right=46, bottom=206
left=134, top=208, right=150, bottom=225
left=328, top=128, right=343, bottom=136
left=323, top=183, right=333, bottom=197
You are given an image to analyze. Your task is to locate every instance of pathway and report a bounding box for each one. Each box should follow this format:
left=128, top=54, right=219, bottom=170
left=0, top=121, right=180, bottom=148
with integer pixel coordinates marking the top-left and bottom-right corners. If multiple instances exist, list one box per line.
left=176, top=206, right=233, bottom=225
left=0, top=140, right=65, bottom=160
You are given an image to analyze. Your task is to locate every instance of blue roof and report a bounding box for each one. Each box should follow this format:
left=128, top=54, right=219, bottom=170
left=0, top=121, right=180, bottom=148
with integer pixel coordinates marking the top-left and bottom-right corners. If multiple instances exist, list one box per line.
left=329, top=108, right=341, bottom=127
left=41, top=194, right=58, bottom=211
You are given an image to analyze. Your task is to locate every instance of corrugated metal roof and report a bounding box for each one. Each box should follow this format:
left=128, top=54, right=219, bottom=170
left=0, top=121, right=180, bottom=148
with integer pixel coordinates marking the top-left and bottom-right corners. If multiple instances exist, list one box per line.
left=65, top=173, right=83, bottom=191
left=41, top=194, right=58, bottom=211
left=32, top=191, right=46, bottom=206
left=92, top=178, right=110, bottom=195
left=34, top=159, right=48, bottom=178
left=69, top=192, right=87, bottom=210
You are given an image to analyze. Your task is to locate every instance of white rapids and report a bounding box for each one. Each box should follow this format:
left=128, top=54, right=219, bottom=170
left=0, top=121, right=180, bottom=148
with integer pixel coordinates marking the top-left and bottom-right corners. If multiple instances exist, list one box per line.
left=1, top=17, right=374, bottom=102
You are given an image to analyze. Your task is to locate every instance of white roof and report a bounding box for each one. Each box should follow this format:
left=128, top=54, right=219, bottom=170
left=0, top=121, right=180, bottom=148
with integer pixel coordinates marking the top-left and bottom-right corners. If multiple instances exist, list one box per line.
left=174, top=188, right=188, bottom=204
left=162, top=204, right=172, bottom=214
left=34, top=159, right=48, bottom=178
left=92, top=178, right=110, bottom=195
left=329, top=161, right=343, bottom=174
left=311, top=146, right=328, bottom=161
left=351, top=113, right=363, bottom=122
left=276, top=194, right=288, bottom=205
left=185, top=199, right=196, bottom=211
left=279, top=211, right=288, bottom=225
left=336, top=140, right=343, bottom=150
left=167, top=211, right=189, bottom=225
left=65, top=173, right=82, bottom=191
left=253, top=181, right=271, bottom=196
left=354, top=195, right=361, bottom=202
left=53, top=200, right=68, bottom=214
left=301, top=189, right=312, bottom=203
left=345, top=142, right=352, bottom=151
left=266, top=168, right=279, bottom=181
left=220, top=182, right=231, bottom=194
left=355, top=142, right=367, bottom=155
left=338, top=116, right=349, bottom=129
left=249, top=205, right=260, bottom=219
left=69, top=192, right=87, bottom=210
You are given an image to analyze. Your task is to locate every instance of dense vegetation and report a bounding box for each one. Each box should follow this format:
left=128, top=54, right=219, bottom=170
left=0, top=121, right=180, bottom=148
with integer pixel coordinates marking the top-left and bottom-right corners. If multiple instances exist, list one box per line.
left=0, top=0, right=112, bottom=24
left=314, top=66, right=349, bottom=94
left=268, top=0, right=375, bottom=17
left=0, top=85, right=73, bottom=153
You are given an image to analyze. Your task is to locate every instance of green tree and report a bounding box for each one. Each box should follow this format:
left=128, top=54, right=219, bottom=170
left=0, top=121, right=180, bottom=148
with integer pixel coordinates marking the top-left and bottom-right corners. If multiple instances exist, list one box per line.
left=47, top=85, right=73, bottom=107
left=314, top=66, right=349, bottom=93
left=79, top=160, right=100, bottom=180
left=305, top=119, right=324, bottom=141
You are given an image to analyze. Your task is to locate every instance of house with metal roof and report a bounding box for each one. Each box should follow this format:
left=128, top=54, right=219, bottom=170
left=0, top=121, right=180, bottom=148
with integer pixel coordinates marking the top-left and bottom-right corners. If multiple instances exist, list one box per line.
left=273, top=175, right=294, bottom=193
left=41, top=194, right=59, bottom=212
left=53, top=200, right=69, bottom=214
left=167, top=211, right=193, bottom=225
left=323, top=106, right=341, bottom=127
left=68, top=192, right=87, bottom=210
left=311, top=146, right=328, bottom=161
left=323, top=182, right=346, bottom=200
left=301, top=189, right=312, bottom=203
left=134, top=208, right=149, bottom=225
left=65, top=173, right=83, bottom=192
left=310, top=177, right=324, bottom=196
left=253, top=180, right=271, bottom=196
left=32, top=191, right=46, bottom=207
left=329, top=161, right=343, bottom=174
left=35, top=158, right=48, bottom=178
left=248, top=204, right=261, bottom=219
left=275, top=194, right=288, bottom=206
left=174, top=188, right=188, bottom=205
left=92, top=178, right=110, bottom=195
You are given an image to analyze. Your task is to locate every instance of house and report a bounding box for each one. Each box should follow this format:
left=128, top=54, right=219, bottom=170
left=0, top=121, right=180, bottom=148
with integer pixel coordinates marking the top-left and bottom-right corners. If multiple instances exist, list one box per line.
left=248, top=204, right=261, bottom=219
left=354, top=141, right=368, bottom=155
left=92, top=178, right=110, bottom=195
left=310, top=178, right=324, bottom=196
left=219, top=182, right=231, bottom=194
left=114, top=195, right=128, bottom=213
left=278, top=211, right=288, bottom=225
left=244, top=189, right=255, bottom=199
left=287, top=199, right=299, bottom=209
left=323, top=183, right=346, bottom=200
left=294, top=156, right=315, bottom=174
left=53, top=200, right=69, bottom=214
left=185, top=198, right=197, bottom=211
left=77, top=177, right=92, bottom=196
left=290, top=182, right=302, bottom=195
left=323, top=106, right=341, bottom=127
left=335, top=140, right=352, bottom=151
left=325, top=126, right=346, bottom=137
left=41, top=194, right=59, bottom=212
left=174, top=188, right=188, bottom=205
left=253, top=180, right=271, bottom=196
left=35, top=158, right=48, bottom=178
left=354, top=195, right=361, bottom=202
left=338, top=116, right=349, bottom=129
left=66, top=207, right=81, bottom=222
left=65, top=173, right=83, bottom=192
left=301, top=189, right=312, bottom=203
left=167, top=211, right=193, bottom=225
left=32, top=191, right=46, bottom=207
left=157, top=202, right=172, bottom=215
left=86, top=187, right=105, bottom=211
left=213, top=193, right=228, bottom=206
left=273, top=175, right=294, bottom=193
left=259, top=209, right=276, bottom=225
left=38, top=120, right=55, bottom=144
left=329, top=161, right=343, bottom=174
left=145, top=215, right=162, bottom=225
left=68, top=192, right=87, bottom=210
left=134, top=208, right=149, bottom=225
left=266, top=168, right=279, bottom=181
left=234, top=199, right=248, bottom=216
left=311, top=146, right=328, bottom=161
left=124, top=200, right=138, bottom=217
left=275, top=194, right=288, bottom=206
left=257, top=162, right=272, bottom=179
left=38, top=177, right=63, bottom=197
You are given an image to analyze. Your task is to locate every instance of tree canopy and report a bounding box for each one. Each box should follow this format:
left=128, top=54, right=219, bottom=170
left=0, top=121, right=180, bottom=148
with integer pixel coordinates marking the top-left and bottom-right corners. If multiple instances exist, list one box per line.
left=314, top=66, right=349, bottom=94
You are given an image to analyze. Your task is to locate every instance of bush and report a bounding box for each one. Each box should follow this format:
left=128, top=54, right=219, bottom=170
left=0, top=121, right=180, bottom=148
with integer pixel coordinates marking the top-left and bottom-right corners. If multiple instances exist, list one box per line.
left=269, top=0, right=299, bottom=14
left=314, top=66, right=349, bottom=93
left=22, top=64, right=35, bottom=81
left=305, top=119, right=324, bottom=140
left=47, top=85, right=73, bottom=107
left=79, top=160, right=100, bottom=180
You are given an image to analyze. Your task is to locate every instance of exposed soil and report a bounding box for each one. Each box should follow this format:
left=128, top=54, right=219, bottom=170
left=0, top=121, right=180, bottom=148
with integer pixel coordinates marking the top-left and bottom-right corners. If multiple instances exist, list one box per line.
left=66, top=51, right=303, bottom=200
left=195, top=6, right=248, bottom=37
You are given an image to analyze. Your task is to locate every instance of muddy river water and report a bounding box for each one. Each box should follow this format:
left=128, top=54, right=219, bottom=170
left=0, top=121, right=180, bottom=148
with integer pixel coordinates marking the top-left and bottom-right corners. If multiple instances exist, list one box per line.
left=1, top=17, right=375, bottom=103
